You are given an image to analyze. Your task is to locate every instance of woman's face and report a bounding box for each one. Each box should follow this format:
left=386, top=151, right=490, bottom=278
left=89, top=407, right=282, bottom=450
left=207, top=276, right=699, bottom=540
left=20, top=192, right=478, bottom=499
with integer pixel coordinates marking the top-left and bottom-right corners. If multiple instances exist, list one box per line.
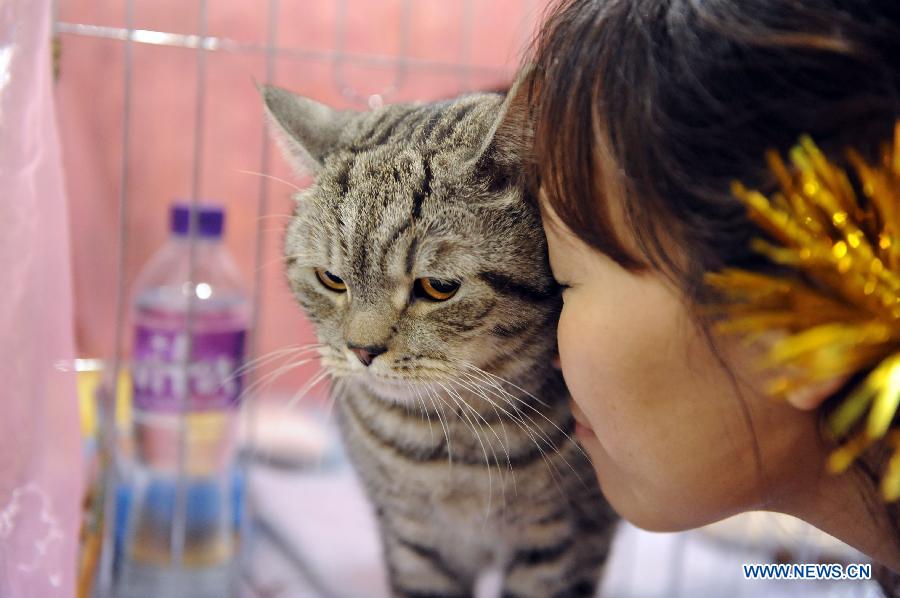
left=539, top=196, right=824, bottom=531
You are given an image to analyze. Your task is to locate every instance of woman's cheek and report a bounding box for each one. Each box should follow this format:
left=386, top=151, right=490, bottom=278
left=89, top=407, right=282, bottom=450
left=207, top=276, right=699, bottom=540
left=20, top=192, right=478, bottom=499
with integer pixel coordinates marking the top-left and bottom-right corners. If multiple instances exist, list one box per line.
left=555, top=301, right=579, bottom=394
left=556, top=297, right=599, bottom=418
left=556, top=291, right=648, bottom=460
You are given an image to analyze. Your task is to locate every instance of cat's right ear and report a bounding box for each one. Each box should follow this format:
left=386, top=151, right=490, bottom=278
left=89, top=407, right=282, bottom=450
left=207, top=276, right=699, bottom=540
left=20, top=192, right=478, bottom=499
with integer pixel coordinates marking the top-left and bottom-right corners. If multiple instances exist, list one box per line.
left=470, top=66, right=534, bottom=185
left=261, top=85, right=351, bottom=174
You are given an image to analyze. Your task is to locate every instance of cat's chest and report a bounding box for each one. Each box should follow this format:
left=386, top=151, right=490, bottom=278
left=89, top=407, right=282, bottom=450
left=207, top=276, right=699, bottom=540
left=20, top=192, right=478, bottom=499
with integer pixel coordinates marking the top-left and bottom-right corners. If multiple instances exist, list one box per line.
left=335, top=389, right=522, bottom=497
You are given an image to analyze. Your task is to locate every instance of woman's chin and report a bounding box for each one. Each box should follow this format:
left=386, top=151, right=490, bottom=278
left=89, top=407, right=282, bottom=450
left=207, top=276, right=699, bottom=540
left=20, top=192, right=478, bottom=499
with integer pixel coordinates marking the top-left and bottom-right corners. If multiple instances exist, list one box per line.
left=579, top=435, right=730, bottom=533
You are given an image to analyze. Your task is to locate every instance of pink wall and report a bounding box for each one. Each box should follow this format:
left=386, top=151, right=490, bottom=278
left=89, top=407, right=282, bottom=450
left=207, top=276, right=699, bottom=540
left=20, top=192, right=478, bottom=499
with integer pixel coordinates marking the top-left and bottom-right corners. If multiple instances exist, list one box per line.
left=56, top=0, right=546, bottom=398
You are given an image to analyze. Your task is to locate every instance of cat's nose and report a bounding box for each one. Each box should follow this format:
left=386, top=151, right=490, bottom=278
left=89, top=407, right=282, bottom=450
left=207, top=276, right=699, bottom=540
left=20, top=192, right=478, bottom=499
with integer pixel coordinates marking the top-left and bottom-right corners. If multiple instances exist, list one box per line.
left=348, top=343, right=387, bottom=367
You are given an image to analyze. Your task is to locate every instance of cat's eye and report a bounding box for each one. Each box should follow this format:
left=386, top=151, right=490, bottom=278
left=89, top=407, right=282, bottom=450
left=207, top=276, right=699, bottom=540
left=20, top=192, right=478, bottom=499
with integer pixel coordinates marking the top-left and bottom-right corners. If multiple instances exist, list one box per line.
left=415, top=277, right=460, bottom=301
left=315, top=268, right=347, bottom=292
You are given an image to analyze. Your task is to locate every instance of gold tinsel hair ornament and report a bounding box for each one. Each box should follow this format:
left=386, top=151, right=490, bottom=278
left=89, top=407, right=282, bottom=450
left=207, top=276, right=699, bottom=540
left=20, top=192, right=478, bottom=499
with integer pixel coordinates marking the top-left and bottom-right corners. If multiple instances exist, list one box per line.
left=706, top=123, right=900, bottom=502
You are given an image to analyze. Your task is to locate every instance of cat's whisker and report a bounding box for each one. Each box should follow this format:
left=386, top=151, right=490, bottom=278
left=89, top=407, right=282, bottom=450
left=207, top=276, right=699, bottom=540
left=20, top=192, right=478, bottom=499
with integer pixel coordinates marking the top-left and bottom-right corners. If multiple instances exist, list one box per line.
left=256, top=250, right=318, bottom=274
left=422, top=385, right=454, bottom=467
left=318, top=358, right=353, bottom=380
left=241, top=345, right=333, bottom=405
left=325, top=378, right=345, bottom=420
left=252, top=371, right=333, bottom=473
left=458, top=381, right=523, bottom=498
left=284, top=369, right=331, bottom=413
left=439, top=382, right=495, bottom=520
left=243, top=366, right=323, bottom=467
left=454, top=369, right=556, bottom=449
left=237, top=356, right=321, bottom=404
left=457, top=361, right=551, bottom=408
left=235, top=168, right=304, bottom=193
left=262, top=225, right=291, bottom=236
left=443, top=382, right=500, bottom=463
left=283, top=249, right=318, bottom=261
left=237, top=343, right=319, bottom=371
left=264, top=368, right=331, bottom=466
left=408, top=381, right=436, bottom=445
left=449, top=375, right=555, bottom=498
left=495, top=403, right=513, bottom=472
left=458, top=377, right=566, bottom=499
left=445, top=381, right=512, bottom=515
left=453, top=368, right=585, bottom=495
left=285, top=248, right=318, bottom=257
left=254, top=213, right=296, bottom=222
left=232, top=343, right=324, bottom=380
left=313, top=377, right=346, bottom=472
left=400, top=386, right=414, bottom=419
left=456, top=361, right=591, bottom=464
left=407, top=365, right=550, bottom=471
left=445, top=379, right=515, bottom=467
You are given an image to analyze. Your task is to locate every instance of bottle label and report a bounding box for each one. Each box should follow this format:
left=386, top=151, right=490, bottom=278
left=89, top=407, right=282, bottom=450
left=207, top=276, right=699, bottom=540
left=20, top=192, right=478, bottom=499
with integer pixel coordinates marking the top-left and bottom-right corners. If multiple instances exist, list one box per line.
left=132, top=324, right=246, bottom=412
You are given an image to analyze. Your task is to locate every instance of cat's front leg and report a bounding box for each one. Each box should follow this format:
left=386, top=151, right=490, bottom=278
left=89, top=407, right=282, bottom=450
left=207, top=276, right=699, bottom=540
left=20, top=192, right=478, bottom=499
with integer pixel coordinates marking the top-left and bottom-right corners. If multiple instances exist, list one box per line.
left=499, top=511, right=610, bottom=598
left=381, top=527, right=472, bottom=598
left=501, top=544, right=600, bottom=598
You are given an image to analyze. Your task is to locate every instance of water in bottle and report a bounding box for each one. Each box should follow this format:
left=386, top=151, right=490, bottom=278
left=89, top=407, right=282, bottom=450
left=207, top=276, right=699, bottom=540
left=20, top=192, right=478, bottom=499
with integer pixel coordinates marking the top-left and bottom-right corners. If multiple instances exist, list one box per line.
left=118, top=201, right=249, bottom=597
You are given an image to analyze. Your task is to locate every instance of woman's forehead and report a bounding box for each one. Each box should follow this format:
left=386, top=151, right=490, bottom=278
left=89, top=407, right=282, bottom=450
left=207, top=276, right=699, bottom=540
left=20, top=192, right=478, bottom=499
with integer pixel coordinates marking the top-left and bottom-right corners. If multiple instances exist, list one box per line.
left=537, top=182, right=643, bottom=262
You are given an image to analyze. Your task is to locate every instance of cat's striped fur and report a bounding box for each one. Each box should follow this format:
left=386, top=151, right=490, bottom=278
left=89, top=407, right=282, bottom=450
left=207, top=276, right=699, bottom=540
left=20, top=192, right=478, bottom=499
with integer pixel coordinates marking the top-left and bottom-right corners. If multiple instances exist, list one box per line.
left=264, top=86, right=618, bottom=597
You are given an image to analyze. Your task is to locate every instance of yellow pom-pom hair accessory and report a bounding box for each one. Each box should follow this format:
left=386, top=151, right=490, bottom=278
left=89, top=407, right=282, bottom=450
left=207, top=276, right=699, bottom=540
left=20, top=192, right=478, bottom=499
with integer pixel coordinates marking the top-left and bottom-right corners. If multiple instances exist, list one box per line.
left=706, top=122, right=900, bottom=502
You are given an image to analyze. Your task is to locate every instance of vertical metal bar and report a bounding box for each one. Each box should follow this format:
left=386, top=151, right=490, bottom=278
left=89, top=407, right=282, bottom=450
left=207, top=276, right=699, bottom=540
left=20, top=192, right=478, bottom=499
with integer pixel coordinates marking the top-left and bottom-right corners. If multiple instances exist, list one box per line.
left=171, top=0, right=209, bottom=566
left=238, top=0, right=280, bottom=589
left=333, top=0, right=411, bottom=105
left=96, top=0, right=135, bottom=593
left=333, top=0, right=349, bottom=100
left=50, top=0, right=59, bottom=33
left=395, top=0, right=411, bottom=95
left=189, top=0, right=208, bottom=204
left=459, top=0, right=475, bottom=92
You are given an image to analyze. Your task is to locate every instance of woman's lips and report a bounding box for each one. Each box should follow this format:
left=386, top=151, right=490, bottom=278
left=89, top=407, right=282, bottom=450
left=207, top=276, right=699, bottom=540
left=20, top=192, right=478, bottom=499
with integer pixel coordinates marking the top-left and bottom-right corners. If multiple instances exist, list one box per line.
left=569, top=400, right=594, bottom=437
left=574, top=422, right=594, bottom=439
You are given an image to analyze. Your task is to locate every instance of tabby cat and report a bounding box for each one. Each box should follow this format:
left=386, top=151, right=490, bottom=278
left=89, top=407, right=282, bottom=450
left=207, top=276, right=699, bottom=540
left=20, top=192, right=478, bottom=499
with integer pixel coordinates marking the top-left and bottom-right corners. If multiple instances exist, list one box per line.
left=263, top=83, right=617, bottom=597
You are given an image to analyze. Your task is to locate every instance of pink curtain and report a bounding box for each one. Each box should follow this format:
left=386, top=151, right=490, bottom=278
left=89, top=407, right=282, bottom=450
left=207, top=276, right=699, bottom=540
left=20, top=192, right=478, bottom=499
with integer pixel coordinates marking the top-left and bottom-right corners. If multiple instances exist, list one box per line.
left=0, top=0, right=82, bottom=595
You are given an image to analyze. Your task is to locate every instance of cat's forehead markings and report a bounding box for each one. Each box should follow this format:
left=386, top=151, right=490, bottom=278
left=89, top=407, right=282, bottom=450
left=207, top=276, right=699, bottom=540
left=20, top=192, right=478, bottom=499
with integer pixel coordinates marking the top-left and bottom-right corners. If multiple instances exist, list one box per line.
left=404, top=236, right=419, bottom=278
left=390, top=286, right=409, bottom=311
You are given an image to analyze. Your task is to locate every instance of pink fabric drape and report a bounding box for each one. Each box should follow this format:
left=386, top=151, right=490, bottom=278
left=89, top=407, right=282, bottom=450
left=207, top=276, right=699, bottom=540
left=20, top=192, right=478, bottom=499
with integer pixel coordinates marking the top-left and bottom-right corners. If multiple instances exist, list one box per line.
left=0, top=0, right=83, bottom=596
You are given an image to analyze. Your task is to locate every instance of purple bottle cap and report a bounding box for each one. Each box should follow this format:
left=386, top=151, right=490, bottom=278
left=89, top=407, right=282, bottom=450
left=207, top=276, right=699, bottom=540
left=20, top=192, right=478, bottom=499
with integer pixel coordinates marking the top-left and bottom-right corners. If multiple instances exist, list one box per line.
left=170, top=201, right=225, bottom=238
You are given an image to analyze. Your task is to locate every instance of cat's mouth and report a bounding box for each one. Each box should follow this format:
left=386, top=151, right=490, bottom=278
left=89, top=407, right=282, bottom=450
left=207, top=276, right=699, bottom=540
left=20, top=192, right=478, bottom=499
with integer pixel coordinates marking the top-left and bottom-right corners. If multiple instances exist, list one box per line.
left=361, top=372, right=440, bottom=403
left=321, top=347, right=449, bottom=403
left=357, top=370, right=443, bottom=404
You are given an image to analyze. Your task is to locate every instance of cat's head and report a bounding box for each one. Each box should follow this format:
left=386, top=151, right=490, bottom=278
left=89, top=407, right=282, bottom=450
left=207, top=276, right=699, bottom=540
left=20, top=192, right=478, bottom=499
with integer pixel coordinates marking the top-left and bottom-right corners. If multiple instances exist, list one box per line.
left=263, top=85, right=560, bottom=404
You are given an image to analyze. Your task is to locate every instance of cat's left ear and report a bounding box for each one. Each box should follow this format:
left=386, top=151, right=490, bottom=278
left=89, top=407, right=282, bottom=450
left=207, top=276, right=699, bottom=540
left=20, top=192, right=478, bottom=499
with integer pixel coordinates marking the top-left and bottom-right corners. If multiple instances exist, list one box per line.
left=471, top=67, right=534, bottom=184
left=261, top=85, right=352, bottom=175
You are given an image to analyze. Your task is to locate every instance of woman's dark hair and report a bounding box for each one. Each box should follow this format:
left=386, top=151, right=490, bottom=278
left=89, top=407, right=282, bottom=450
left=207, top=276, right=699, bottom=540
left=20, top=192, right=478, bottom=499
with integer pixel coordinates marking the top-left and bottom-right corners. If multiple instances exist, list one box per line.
left=529, top=0, right=900, bottom=293
left=526, top=0, right=900, bottom=588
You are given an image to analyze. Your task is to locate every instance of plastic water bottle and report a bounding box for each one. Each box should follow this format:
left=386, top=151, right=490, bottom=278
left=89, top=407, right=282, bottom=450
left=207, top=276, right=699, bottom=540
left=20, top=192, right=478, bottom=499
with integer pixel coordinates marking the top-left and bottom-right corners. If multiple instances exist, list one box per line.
left=118, top=202, right=249, bottom=597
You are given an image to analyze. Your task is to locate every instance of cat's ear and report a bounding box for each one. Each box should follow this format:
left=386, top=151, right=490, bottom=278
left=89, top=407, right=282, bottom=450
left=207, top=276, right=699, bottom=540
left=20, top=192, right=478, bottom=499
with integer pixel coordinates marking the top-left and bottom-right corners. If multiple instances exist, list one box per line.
left=471, top=67, right=534, bottom=183
left=261, top=85, right=352, bottom=174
